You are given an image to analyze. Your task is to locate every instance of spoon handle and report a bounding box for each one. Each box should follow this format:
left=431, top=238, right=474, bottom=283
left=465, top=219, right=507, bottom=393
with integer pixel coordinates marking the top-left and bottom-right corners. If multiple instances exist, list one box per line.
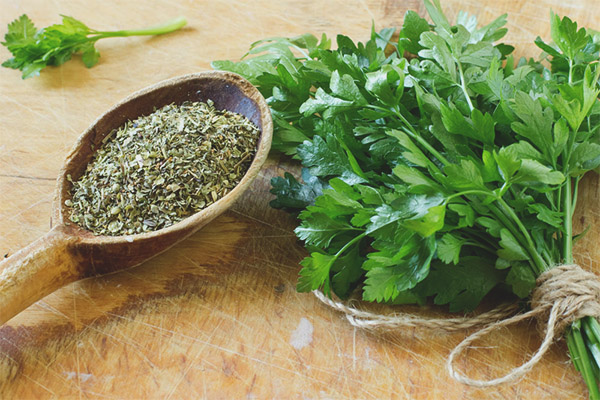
left=0, top=225, right=81, bottom=325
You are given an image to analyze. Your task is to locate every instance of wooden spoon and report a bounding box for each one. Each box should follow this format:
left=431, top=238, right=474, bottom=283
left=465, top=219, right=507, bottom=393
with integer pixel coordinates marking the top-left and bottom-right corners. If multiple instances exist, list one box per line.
left=0, top=71, right=273, bottom=325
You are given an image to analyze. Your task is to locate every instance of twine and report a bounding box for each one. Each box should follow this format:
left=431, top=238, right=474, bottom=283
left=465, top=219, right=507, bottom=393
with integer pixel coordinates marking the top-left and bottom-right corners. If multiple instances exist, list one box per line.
left=313, top=264, right=600, bottom=387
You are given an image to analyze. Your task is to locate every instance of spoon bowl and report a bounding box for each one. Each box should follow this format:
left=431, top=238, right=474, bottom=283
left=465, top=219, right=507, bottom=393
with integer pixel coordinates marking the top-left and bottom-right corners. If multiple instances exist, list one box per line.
left=0, top=71, right=273, bottom=325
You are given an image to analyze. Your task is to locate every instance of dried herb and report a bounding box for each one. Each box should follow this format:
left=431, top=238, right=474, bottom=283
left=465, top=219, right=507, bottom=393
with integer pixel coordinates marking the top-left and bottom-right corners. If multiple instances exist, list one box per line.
left=67, top=100, right=259, bottom=236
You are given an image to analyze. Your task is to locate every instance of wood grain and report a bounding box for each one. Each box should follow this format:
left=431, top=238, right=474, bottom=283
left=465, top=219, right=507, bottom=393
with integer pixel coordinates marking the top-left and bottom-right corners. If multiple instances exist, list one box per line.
left=0, top=0, right=598, bottom=398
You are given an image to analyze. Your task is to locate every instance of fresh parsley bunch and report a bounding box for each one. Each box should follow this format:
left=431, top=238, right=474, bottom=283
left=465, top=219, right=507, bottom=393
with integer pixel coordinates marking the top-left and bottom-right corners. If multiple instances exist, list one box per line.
left=214, top=0, right=600, bottom=395
left=2, top=14, right=186, bottom=79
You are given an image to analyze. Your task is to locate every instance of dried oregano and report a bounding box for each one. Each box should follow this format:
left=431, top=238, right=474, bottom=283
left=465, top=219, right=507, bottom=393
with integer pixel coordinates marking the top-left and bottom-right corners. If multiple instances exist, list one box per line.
left=66, top=100, right=260, bottom=236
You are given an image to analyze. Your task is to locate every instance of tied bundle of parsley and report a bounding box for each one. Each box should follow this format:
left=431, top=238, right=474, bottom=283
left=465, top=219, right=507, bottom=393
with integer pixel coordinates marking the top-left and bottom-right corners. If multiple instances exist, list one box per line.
left=214, top=0, right=600, bottom=394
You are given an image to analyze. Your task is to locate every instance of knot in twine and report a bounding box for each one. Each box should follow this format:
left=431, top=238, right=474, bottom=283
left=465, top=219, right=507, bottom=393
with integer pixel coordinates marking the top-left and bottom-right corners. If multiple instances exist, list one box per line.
left=313, top=264, right=600, bottom=387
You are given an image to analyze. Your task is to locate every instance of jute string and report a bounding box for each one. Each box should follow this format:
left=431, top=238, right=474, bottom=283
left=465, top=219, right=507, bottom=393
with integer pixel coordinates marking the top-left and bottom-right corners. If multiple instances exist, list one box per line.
left=313, top=264, right=600, bottom=387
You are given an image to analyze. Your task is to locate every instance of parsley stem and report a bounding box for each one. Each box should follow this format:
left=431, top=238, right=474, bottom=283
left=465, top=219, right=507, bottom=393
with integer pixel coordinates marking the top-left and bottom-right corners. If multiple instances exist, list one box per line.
left=464, top=240, right=496, bottom=255
left=457, top=63, right=474, bottom=112
left=569, top=58, right=574, bottom=85
left=333, top=233, right=366, bottom=260
left=567, top=327, right=585, bottom=374
left=496, top=198, right=548, bottom=273
left=564, top=177, right=573, bottom=264
left=445, top=190, right=494, bottom=202
left=367, top=104, right=451, bottom=168
left=569, top=322, right=600, bottom=399
left=582, top=318, right=600, bottom=370
left=389, top=106, right=449, bottom=165
left=400, top=127, right=451, bottom=167
left=587, top=317, right=600, bottom=348
left=92, top=17, right=187, bottom=39
left=339, top=141, right=368, bottom=180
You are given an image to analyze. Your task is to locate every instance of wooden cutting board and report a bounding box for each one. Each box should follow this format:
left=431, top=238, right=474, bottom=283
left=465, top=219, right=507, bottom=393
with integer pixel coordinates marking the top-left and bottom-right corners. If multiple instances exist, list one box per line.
left=1, top=0, right=599, bottom=398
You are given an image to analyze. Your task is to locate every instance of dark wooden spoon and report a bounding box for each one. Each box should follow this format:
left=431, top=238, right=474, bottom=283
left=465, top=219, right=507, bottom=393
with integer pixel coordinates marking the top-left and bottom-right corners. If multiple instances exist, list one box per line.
left=0, top=71, right=273, bottom=325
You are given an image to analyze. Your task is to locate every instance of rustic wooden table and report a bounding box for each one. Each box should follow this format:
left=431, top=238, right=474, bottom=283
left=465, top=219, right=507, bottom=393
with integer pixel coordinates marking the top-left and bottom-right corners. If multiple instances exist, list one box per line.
left=1, top=0, right=599, bottom=398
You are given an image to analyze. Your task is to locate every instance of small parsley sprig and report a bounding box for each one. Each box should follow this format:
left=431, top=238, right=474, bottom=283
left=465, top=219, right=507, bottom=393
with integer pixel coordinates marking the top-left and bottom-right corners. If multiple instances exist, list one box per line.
left=2, top=14, right=187, bottom=79
left=214, top=0, right=600, bottom=396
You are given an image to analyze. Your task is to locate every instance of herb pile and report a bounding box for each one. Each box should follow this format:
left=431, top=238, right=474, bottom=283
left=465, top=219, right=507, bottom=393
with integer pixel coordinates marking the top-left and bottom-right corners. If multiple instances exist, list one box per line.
left=67, top=100, right=259, bottom=236
left=214, top=0, right=600, bottom=395
left=1, top=14, right=186, bottom=79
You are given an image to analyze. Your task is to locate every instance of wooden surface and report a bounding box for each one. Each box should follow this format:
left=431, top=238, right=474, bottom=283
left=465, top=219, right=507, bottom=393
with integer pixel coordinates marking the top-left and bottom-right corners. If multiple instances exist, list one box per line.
left=0, top=0, right=599, bottom=398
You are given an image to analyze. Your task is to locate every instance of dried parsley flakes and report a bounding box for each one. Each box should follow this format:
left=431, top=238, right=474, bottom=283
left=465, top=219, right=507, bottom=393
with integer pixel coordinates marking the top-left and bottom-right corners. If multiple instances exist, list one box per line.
left=67, top=100, right=260, bottom=236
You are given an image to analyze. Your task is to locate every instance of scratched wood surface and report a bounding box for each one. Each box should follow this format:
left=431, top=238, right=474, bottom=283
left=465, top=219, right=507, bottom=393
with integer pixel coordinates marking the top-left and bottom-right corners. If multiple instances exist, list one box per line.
left=0, top=0, right=599, bottom=398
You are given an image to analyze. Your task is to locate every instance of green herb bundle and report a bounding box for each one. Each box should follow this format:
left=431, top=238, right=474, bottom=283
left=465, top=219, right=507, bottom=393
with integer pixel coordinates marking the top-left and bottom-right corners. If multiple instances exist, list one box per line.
left=213, top=0, right=600, bottom=395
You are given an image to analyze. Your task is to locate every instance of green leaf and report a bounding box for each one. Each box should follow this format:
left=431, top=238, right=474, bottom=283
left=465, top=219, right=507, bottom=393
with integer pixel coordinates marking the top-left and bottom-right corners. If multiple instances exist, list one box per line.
left=54, top=15, right=90, bottom=35
left=356, top=184, right=384, bottom=205
left=80, top=42, right=100, bottom=68
left=20, top=61, right=46, bottom=79
left=528, top=203, right=563, bottom=228
left=498, top=229, right=529, bottom=261
left=503, top=141, right=544, bottom=163
left=373, top=26, right=395, bottom=51
left=398, top=10, right=431, bottom=54
left=459, top=42, right=496, bottom=68
left=440, top=103, right=495, bottom=145
left=582, top=64, right=600, bottom=118
left=392, top=164, right=441, bottom=192
left=297, top=134, right=366, bottom=185
left=211, top=58, right=278, bottom=83
left=1, top=57, right=21, bottom=69
left=444, top=159, right=486, bottom=190
left=569, top=143, right=600, bottom=176
left=374, top=194, right=445, bottom=232
left=513, top=159, right=565, bottom=185
left=366, top=203, right=405, bottom=235
left=534, top=36, right=562, bottom=57
left=448, top=203, right=475, bottom=227
left=423, top=0, right=452, bottom=37
left=418, top=32, right=457, bottom=81
left=321, top=178, right=362, bottom=205
left=470, top=109, right=496, bottom=146
left=365, top=64, right=404, bottom=106
left=494, top=147, right=521, bottom=182
left=387, top=129, right=431, bottom=168
left=295, top=212, right=357, bottom=248
left=417, top=257, right=504, bottom=312
left=271, top=117, right=312, bottom=156
left=331, top=245, right=365, bottom=299
left=299, top=87, right=354, bottom=118
left=552, top=91, right=584, bottom=132
left=437, top=233, right=465, bottom=264
left=330, top=70, right=367, bottom=104
left=2, top=14, right=37, bottom=45
left=297, top=252, right=334, bottom=295
left=479, top=57, right=505, bottom=99
left=511, top=91, right=554, bottom=158
left=549, top=12, right=589, bottom=60
left=506, top=262, right=536, bottom=298
left=363, top=235, right=435, bottom=302
left=270, top=169, right=324, bottom=210
left=404, top=204, right=446, bottom=237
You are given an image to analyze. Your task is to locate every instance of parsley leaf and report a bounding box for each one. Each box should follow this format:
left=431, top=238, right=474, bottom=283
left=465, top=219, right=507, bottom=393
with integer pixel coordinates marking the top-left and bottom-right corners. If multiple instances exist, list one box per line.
left=270, top=169, right=325, bottom=210
left=417, top=258, right=505, bottom=312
